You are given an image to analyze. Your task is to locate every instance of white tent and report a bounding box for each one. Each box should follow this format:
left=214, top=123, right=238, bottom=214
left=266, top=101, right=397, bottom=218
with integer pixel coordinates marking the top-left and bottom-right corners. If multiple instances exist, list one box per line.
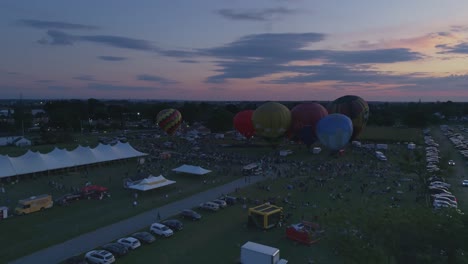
left=0, top=155, right=16, bottom=178
left=128, top=175, right=176, bottom=191
left=0, top=142, right=147, bottom=178
left=8, top=150, right=48, bottom=175
left=172, top=164, right=212, bottom=175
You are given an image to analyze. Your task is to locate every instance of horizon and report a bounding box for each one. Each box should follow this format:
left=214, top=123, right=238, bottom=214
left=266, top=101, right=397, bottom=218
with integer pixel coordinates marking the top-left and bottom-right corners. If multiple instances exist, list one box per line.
left=2, top=1, right=468, bottom=101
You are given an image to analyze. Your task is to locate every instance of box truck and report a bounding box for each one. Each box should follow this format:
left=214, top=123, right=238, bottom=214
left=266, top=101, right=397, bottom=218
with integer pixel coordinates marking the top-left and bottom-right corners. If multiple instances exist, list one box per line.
left=15, top=194, right=53, bottom=215
left=241, top=241, right=288, bottom=264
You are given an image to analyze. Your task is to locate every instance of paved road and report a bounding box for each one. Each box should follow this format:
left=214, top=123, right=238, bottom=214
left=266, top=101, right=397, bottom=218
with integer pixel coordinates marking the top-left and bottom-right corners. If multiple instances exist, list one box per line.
left=431, top=127, right=468, bottom=211
left=10, top=175, right=266, bottom=264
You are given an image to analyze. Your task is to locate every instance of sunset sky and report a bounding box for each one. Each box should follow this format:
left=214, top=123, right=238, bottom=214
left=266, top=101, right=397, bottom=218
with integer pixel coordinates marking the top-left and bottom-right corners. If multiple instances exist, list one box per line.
left=1, top=0, right=468, bottom=101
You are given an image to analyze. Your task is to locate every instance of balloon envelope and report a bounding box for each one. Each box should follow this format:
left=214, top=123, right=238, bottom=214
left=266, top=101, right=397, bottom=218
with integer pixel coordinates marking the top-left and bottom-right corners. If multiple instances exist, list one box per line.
left=252, top=102, right=291, bottom=139
left=233, top=110, right=255, bottom=139
left=316, top=113, right=353, bottom=150
left=290, top=103, right=328, bottom=147
left=156, top=109, right=182, bottom=135
left=328, top=95, right=369, bottom=140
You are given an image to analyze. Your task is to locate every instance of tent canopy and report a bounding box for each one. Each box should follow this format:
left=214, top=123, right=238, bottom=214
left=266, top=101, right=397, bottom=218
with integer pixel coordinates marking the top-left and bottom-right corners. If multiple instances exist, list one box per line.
left=172, top=164, right=211, bottom=175
left=0, top=142, right=147, bottom=178
left=128, top=175, right=176, bottom=191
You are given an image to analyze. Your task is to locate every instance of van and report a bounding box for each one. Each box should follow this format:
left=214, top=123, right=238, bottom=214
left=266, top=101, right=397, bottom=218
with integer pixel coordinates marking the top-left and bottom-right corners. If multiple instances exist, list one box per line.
left=15, top=194, right=53, bottom=215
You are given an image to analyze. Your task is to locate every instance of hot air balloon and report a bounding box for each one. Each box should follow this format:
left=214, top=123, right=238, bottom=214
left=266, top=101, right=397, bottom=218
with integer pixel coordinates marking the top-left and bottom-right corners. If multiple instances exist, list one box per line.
left=328, top=95, right=369, bottom=141
left=252, top=102, right=291, bottom=140
left=316, top=113, right=353, bottom=151
left=233, top=110, right=255, bottom=139
left=156, top=108, right=182, bottom=135
left=290, top=103, right=328, bottom=147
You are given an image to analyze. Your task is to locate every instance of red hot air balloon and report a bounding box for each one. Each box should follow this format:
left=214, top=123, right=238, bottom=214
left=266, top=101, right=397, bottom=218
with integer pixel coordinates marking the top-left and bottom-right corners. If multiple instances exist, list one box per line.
left=290, top=103, right=328, bottom=147
left=233, top=110, right=255, bottom=139
left=156, top=109, right=182, bottom=135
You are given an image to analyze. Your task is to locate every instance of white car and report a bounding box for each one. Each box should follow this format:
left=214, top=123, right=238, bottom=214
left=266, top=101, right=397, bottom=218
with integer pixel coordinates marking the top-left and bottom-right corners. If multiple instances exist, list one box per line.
left=212, top=199, right=227, bottom=208
left=85, top=250, right=115, bottom=264
left=429, top=182, right=451, bottom=188
left=462, top=180, right=468, bottom=187
left=448, top=160, right=455, bottom=166
left=199, top=202, right=220, bottom=211
left=434, top=200, right=457, bottom=209
left=117, top=237, right=141, bottom=250
left=150, top=222, right=174, bottom=237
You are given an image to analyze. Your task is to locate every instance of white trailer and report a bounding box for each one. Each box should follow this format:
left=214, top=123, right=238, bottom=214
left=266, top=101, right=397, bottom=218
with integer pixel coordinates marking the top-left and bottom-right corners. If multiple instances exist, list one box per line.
left=241, top=241, right=287, bottom=264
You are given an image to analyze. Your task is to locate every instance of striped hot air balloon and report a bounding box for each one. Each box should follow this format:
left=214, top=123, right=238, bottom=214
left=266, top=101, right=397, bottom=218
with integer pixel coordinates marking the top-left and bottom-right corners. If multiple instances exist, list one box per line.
left=156, top=109, right=182, bottom=135
left=328, top=95, right=369, bottom=141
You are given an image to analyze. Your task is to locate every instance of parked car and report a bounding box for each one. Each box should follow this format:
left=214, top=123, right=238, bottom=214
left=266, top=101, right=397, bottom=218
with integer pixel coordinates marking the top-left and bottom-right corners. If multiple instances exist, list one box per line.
left=132, top=232, right=156, bottom=244
left=429, top=188, right=452, bottom=195
left=161, top=219, right=184, bottom=231
left=84, top=250, right=115, bottom=264
left=54, top=192, right=82, bottom=206
left=448, top=160, right=456, bottom=166
left=429, top=182, right=451, bottom=188
left=180, top=209, right=202, bottom=220
left=220, top=195, right=237, bottom=205
left=150, top=222, right=174, bottom=237
left=434, top=197, right=457, bottom=206
left=117, top=237, right=141, bottom=250
left=462, top=180, right=468, bottom=187
left=212, top=199, right=227, bottom=208
left=434, top=200, right=457, bottom=209
left=199, top=202, right=220, bottom=211
left=101, top=243, right=128, bottom=257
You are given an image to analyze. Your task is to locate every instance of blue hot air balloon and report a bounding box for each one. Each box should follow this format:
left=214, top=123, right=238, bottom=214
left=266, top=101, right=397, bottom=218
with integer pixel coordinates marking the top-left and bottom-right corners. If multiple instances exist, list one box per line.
left=316, top=114, right=353, bottom=151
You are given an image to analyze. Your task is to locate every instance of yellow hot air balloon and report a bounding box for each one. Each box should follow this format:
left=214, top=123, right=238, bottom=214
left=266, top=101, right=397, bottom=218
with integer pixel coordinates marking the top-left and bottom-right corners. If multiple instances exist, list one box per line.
left=252, top=102, right=291, bottom=140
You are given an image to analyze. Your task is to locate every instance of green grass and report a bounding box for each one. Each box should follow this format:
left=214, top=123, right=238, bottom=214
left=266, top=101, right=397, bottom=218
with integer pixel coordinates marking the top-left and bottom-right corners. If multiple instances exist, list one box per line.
left=360, top=126, right=423, bottom=144
left=0, top=126, right=427, bottom=262
left=95, top=144, right=425, bottom=264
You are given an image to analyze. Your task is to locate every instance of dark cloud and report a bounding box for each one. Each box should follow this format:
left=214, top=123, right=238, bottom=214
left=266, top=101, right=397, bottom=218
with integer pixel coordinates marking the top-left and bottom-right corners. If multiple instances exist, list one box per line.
left=437, top=43, right=468, bottom=54
left=322, top=49, right=424, bottom=64
left=203, top=32, right=325, bottom=62
left=216, top=7, right=297, bottom=21
left=179, top=59, right=199, bottom=63
left=98, top=56, right=127, bottom=61
left=202, top=32, right=424, bottom=82
left=38, top=30, right=159, bottom=52
left=450, top=25, right=468, bottom=33
left=267, top=64, right=417, bottom=84
left=5, top=71, right=19, bottom=75
left=17, top=19, right=99, bottom=30
left=137, top=74, right=177, bottom=84
left=36, top=80, right=54, bottom=83
left=87, top=83, right=159, bottom=91
left=73, top=75, right=95, bottom=81
left=39, top=30, right=76, bottom=45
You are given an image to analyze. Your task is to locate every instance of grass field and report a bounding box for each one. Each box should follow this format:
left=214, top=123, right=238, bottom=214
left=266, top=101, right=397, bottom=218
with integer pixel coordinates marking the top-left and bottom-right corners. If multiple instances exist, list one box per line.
left=360, top=126, right=423, bottom=144
left=100, top=144, right=425, bottom=264
left=0, top=126, right=427, bottom=262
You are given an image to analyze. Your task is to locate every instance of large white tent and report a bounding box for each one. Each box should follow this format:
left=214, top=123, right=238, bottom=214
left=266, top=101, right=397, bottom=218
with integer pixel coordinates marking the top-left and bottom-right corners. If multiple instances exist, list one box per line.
left=0, top=142, right=147, bottom=178
left=128, top=175, right=176, bottom=191
left=172, top=164, right=212, bottom=175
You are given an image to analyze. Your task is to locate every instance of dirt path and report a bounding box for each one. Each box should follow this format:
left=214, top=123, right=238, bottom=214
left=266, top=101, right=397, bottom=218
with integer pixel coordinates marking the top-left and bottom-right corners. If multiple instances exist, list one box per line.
left=431, top=127, right=468, bottom=211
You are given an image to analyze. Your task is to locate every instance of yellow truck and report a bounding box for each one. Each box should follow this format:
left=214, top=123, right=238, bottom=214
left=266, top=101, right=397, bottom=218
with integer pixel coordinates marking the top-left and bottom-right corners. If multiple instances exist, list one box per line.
left=15, top=194, right=53, bottom=215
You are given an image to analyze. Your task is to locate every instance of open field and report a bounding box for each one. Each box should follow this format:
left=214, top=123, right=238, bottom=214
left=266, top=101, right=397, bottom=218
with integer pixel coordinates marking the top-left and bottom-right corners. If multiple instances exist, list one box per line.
left=0, top=126, right=429, bottom=262
left=360, top=126, right=423, bottom=144
left=94, top=145, right=426, bottom=263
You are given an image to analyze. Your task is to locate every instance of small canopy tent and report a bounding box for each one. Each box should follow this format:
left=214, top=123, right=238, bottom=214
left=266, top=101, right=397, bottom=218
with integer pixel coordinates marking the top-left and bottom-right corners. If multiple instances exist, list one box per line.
left=128, top=175, right=176, bottom=191
left=172, top=164, right=212, bottom=175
